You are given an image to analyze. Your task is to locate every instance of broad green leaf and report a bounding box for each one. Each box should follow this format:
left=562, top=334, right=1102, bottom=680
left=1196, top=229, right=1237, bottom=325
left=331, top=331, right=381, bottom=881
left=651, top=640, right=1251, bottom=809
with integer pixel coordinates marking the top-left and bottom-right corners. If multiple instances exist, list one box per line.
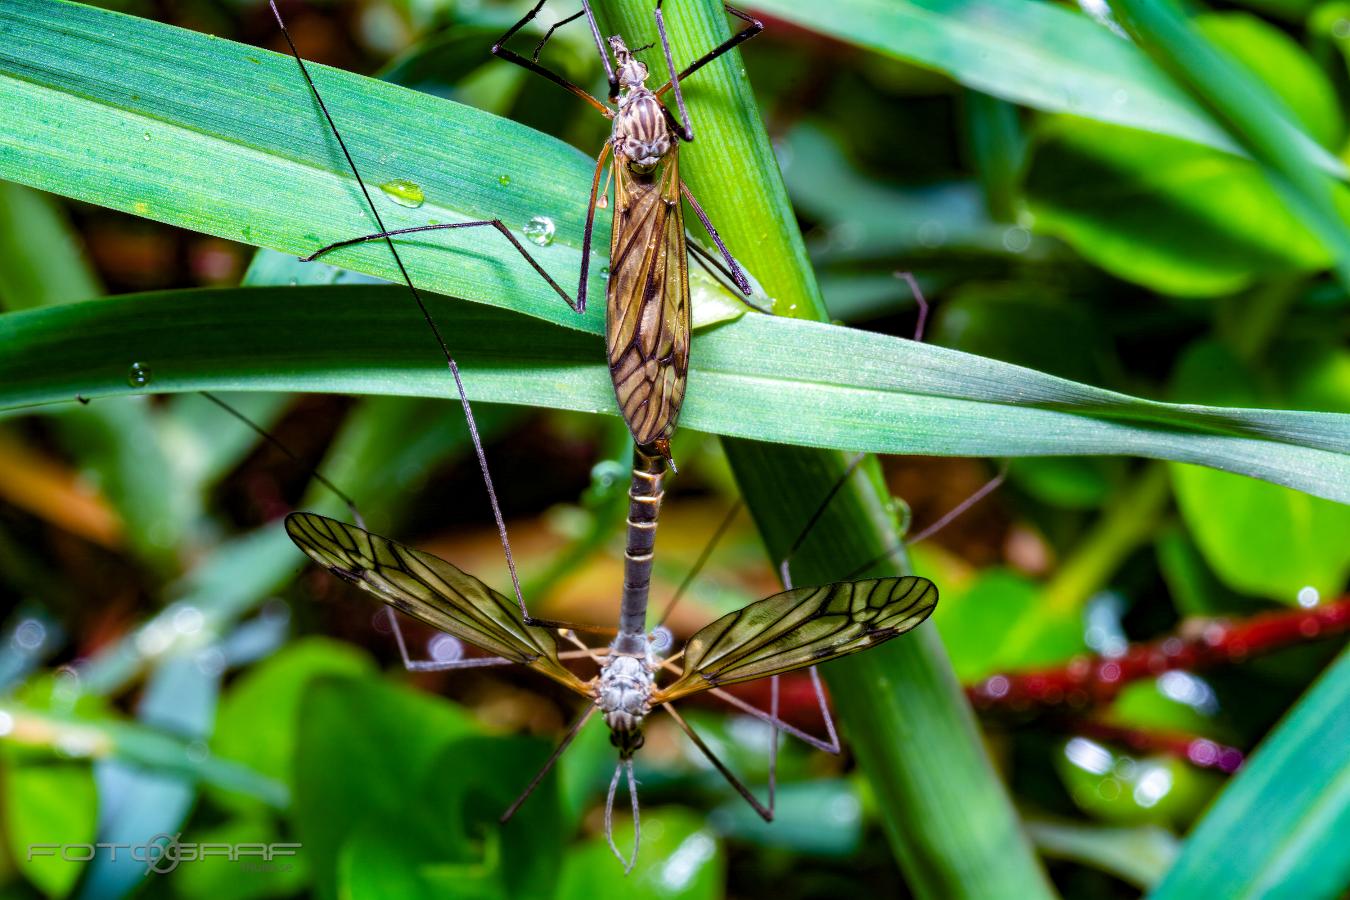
left=212, top=638, right=373, bottom=804
left=1056, top=740, right=1221, bottom=827
left=933, top=568, right=1085, bottom=681
left=293, top=675, right=478, bottom=900
left=1153, top=645, right=1350, bottom=899
left=1110, top=0, right=1350, bottom=291
left=1026, top=119, right=1328, bottom=296
left=557, top=809, right=723, bottom=900
left=0, top=0, right=747, bottom=332
left=1, top=753, right=97, bottom=898
left=170, top=813, right=309, bottom=900
left=334, top=736, right=566, bottom=900
left=747, top=0, right=1345, bottom=177
left=0, top=183, right=101, bottom=311
left=0, top=0, right=585, bottom=320
left=1195, top=13, right=1343, bottom=148
left=1168, top=342, right=1350, bottom=602
left=3, top=287, right=1349, bottom=502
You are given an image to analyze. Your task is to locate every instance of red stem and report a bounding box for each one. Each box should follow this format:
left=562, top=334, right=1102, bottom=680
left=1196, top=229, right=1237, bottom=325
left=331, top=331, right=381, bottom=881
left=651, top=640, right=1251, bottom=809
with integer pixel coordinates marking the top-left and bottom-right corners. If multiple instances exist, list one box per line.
left=968, top=596, right=1350, bottom=711
left=703, top=597, right=1350, bottom=736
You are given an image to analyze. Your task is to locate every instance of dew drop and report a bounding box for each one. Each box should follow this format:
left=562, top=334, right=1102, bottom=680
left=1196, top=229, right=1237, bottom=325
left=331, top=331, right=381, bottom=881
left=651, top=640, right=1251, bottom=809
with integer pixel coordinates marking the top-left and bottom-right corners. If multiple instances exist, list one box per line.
left=379, top=179, right=425, bottom=208
left=524, top=215, right=556, bottom=247
left=142, top=131, right=151, bottom=141
left=590, top=459, right=627, bottom=489
left=498, top=174, right=511, bottom=186
left=126, top=361, right=152, bottom=388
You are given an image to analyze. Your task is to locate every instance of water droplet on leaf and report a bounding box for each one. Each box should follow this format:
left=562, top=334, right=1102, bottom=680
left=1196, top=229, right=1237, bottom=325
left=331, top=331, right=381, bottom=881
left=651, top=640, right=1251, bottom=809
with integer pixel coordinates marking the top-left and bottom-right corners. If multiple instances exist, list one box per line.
left=126, top=362, right=152, bottom=388
left=380, top=179, right=425, bottom=208
left=524, top=215, right=556, bottom=247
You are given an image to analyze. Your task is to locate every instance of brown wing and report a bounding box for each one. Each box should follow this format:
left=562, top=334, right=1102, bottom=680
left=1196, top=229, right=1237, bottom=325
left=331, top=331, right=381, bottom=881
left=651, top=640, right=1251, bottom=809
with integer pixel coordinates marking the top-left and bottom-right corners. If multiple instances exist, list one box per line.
left=606, top=147, right=690, bottom=449
left=286, top=512, right=589, bottom=694
left=652, top=577, right=938, bottom=703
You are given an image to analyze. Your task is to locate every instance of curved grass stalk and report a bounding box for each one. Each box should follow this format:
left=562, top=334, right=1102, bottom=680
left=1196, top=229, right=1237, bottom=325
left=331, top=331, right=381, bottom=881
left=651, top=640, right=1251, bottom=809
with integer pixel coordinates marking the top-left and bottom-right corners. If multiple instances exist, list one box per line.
left=591, top=0, right=1053, bottom=895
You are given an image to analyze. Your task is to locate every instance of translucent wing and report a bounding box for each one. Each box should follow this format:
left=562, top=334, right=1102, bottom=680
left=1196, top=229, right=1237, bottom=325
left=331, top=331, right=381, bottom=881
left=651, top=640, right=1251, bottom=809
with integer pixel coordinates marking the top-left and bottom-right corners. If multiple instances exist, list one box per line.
left=653, top=578, right=938, bottom=703
left=607, top=145, right=690, bottom=450
left=286, top=512, right=589, bottom=694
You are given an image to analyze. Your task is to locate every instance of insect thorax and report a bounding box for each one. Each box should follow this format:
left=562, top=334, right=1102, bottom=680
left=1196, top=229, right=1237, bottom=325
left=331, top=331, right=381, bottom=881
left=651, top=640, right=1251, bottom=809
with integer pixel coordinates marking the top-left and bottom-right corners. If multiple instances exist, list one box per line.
left=612, top=91, right=672, bottom=171
left=596, top=652, right=653, bottom=757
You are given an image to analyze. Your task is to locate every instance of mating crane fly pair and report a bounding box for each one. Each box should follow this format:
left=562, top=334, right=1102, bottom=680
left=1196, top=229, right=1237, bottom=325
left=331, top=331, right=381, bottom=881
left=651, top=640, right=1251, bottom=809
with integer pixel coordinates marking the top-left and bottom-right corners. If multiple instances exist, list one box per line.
left=270, top=0, right=941, bottom=870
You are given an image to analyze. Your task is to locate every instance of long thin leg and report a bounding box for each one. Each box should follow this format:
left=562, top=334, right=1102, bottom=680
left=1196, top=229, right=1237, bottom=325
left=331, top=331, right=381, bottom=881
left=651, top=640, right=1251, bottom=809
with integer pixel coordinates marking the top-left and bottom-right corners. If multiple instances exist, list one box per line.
left=655, top=4, right=763, bottom=98
left=708, top=676, right=840, bottom=754
left=386, top=609, right=603, bottom=672
left=579, top=0, right=620, bottom=99
left=531, top=8, right=585, bottom=61
left=492, top=0, right=614, bottom=117
left=501, top=705, right=598, bottom=822
left=197, top=393, right=534, bottom=672
left=662, top=702, right=772, bottom=821
left=199, top=391, right=365, bottom=528
left=269, top=2, right=547, bottom=629
left=842, top=462, right=1009, bottom=581
left=576, top=142, right=613, bottom=315
left=652, top=0, right=695, bottom=141
left=777, top=452, right=867, bottom=588
left=686, top=242, right=769, bottom=313
left=654, top=498, right=742, bottom=627
left=679, top=181, right=751, bottom=296
left=895, top=270, right=929, bottom=342
left=303, top=221, right=580, bottom=314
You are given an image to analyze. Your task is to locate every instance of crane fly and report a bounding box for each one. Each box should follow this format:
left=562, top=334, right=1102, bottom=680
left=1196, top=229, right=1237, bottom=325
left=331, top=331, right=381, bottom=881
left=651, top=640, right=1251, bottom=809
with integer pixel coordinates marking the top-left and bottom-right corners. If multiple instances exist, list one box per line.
left=495, top=0, right=765, bottom=460
left=308, top=1, right=764, bottom=460
left=285, top=509, right=937, bottom=871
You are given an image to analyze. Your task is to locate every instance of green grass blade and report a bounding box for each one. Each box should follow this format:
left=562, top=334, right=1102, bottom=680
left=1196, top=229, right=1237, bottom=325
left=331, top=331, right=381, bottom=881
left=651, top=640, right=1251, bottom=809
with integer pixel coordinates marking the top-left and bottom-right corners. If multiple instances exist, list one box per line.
left=2, top=286, right=1347, bottom=500
left=0, top=0, right=603, bottom=330
left=1152, top=645, right=1350, bottom=898
left=747, top=0, right=1345, bottom=179
left=1109, top=0, right=1350, bottom=290
left=595, top=1, right=1053, bottom=896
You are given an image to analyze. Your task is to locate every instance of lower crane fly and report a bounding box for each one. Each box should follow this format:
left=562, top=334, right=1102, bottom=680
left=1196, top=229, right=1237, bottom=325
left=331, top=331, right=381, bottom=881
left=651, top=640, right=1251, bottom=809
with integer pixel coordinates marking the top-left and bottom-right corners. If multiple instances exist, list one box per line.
left=286, top=510, right=937, bottom=871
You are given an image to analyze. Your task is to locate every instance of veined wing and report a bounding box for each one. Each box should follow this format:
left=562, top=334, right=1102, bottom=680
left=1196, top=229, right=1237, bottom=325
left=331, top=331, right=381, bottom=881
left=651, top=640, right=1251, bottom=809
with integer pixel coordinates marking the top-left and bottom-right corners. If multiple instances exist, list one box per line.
left=607, top=146, right=690, bottom=449
left=653, top=578, right=938, bottom=703
left=286, top=512, right=589, bottom=694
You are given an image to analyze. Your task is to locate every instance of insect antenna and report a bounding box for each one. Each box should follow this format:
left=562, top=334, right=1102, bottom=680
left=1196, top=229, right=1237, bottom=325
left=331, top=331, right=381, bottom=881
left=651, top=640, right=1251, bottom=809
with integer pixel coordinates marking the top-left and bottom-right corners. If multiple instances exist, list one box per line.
left=501, top=705, right=598, bottom=823
left=603, top=758, right=641, bottom=874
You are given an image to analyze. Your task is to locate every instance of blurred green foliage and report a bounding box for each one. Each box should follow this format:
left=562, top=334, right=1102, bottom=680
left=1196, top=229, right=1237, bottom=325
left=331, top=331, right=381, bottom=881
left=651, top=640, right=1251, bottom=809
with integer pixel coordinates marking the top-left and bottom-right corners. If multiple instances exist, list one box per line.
left=0, top=0, right=1347, bottom=898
